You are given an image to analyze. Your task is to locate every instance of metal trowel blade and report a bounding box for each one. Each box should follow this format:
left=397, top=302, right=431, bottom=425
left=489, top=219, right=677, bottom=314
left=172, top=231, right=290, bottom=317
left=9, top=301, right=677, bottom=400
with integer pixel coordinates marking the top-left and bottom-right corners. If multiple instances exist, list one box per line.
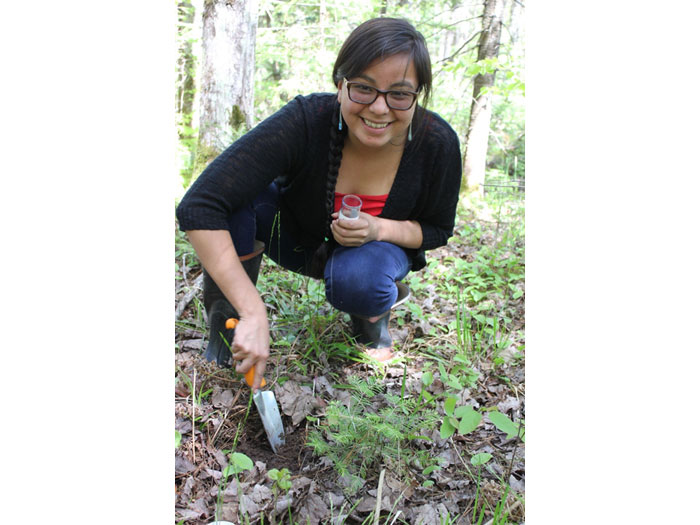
left=252, top=390, right=285, bottom=453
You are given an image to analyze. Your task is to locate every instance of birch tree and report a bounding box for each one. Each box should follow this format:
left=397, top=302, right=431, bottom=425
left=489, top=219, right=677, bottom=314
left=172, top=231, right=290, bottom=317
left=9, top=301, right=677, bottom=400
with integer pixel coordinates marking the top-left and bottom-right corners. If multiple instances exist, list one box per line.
left=176, top=0, right=196, bottom=133
left=463, top=0, right=506, bottom=194
left=197, top=0, right=258, bottom=167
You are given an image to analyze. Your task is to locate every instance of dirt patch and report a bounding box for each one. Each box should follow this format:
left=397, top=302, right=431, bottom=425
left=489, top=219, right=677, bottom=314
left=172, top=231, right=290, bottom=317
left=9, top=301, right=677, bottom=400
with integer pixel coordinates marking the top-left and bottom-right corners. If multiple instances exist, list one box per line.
left=234, top=413, right=314, bottom=473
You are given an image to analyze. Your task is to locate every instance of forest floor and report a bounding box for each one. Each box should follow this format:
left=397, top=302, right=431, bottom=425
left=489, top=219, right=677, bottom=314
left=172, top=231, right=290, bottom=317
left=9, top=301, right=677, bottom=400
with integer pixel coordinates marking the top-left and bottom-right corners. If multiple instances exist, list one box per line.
left=174, top=193, right=525, bottom=524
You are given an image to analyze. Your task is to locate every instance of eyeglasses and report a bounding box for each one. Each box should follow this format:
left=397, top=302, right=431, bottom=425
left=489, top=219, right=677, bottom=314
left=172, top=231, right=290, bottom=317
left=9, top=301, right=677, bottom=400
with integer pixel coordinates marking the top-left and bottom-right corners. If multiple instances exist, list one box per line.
left=344, top=78, right=418, bottom=111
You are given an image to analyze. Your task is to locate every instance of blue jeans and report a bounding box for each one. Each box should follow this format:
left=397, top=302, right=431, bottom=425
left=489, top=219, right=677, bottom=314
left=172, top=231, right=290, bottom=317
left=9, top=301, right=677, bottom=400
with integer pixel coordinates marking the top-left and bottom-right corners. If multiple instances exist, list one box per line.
left=226, top=181, right=411, bottom=318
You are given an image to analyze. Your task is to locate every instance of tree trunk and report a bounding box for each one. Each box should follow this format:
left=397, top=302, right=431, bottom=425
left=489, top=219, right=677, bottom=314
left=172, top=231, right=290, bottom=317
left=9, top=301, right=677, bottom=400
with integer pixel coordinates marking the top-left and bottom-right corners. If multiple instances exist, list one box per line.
left=197, top=0, right=258, bottom=163
left=463, top=0, right=505, bottom=195
left=176, top=0, right=196, bottom=132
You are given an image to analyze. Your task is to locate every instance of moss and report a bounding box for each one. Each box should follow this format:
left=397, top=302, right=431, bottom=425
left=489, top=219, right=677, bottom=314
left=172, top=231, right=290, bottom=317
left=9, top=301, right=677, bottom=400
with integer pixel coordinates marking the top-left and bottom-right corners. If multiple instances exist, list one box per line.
left=181, top=143, right=221, bottom=189
left=229, top=104, right=246, bottom=130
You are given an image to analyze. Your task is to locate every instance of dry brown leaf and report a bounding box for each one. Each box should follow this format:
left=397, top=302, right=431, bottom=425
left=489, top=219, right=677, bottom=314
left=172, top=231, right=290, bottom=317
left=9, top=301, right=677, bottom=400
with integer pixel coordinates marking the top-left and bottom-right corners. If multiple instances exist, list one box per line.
left=251, top=483, right=273, bottom=504
left=175, top=507, right=201, bottom=521
left=275, top=380, right=324, bottom=425
left=412, top=503, right=450, bottom=525
left=211, top=387, right=236, bottom=408
left=297, top=492, right=329, bottom=525
left=175, top=455, right=196, bottom=475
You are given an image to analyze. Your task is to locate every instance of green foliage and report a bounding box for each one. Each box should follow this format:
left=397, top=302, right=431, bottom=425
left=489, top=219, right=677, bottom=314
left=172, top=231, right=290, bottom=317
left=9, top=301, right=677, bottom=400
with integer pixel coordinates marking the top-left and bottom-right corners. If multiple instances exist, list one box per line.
left=256, top=257, right=354, bottom=373
left=174, top=225, right=199, bottom=281
left=308, top=375, right=441, bottom=492
left=176, top=367, right=212, bottom=406
left=488, top=410, right=525, bottom=442
left=175, top=430, right=182, bottom=449
left=440, top=397, right=482, bottom=439
left=437, top=359, right=479, bottom=393
left=223, top=451, right=255, bottom=478
left=175, top=0, right=525, bottom=191
left=268, top=467, right=292, bottom=493
left=470, top=452, right=493, bottom=466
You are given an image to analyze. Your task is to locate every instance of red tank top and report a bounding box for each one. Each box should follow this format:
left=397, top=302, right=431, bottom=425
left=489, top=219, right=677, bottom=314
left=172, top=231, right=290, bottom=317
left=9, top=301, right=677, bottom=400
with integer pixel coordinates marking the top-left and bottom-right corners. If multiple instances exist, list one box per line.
left=334, top=192, right=389, bottom=217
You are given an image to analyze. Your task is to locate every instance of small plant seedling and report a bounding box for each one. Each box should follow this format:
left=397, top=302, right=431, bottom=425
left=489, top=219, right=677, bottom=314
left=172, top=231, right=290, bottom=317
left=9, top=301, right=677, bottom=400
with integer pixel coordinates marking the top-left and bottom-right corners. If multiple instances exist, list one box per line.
left=470, top=451, right=496, bottom=524
left=268, top=468, right=292, bottom=492
left=223, top=452, right=255, bottom=478
left=440, top=397, right=482, bottom=439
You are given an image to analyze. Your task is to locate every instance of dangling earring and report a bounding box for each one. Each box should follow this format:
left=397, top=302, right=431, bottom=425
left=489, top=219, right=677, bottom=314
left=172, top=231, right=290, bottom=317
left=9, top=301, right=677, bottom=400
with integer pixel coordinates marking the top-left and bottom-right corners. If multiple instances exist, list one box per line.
left=338, top=106, right=343, bottom=131
left=408, top=121, right=413, bottom=142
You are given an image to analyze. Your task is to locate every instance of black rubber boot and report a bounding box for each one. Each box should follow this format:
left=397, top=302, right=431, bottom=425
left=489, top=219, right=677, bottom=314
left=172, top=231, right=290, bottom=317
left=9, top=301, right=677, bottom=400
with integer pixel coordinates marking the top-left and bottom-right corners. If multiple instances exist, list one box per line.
left=202, top=240, right=264, bottom=366
left=349, top=281, right=411, bottom=349
left=350, top=312, right=392, bottom=348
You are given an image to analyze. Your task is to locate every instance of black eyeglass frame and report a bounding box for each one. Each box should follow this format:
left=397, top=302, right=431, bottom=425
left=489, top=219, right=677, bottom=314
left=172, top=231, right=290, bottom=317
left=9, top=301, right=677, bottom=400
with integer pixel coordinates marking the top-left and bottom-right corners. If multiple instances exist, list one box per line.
left=343, top=78, right=419, bottom=111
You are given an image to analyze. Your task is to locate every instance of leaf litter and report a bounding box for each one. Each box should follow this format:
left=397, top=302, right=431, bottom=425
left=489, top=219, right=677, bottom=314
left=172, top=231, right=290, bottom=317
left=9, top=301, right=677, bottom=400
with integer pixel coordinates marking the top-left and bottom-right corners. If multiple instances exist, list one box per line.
left=175, top=211, right=525, bottom=524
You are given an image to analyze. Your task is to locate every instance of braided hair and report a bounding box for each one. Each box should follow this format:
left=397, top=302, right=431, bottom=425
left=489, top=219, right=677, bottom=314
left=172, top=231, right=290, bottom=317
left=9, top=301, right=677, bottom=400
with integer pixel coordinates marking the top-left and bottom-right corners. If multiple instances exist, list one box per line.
left=309, top=102, right=346, bottom=278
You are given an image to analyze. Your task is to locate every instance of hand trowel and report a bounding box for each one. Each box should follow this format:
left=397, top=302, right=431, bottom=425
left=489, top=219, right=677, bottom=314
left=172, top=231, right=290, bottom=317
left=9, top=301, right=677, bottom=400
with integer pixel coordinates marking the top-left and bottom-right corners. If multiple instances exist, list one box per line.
left=225, top=318, right=285, bottom=453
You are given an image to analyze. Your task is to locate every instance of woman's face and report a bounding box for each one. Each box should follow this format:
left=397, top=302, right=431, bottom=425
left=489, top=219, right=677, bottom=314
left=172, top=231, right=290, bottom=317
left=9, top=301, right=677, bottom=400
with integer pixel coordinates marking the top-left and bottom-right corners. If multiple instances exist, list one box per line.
left=337, top=53, right=418, bottom=151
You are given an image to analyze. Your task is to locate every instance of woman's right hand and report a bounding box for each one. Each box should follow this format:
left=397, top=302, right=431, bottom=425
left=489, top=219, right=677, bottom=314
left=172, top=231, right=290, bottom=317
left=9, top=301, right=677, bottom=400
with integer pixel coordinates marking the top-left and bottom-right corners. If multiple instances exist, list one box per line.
left=186, top=229, right=271, bottom=392
left=230, top=308, right=270, bottom=392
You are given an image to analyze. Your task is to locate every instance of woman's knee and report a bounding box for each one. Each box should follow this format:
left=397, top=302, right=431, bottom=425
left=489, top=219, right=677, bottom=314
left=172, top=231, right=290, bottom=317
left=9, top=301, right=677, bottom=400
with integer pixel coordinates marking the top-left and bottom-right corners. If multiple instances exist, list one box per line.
left=324, top=243, right=405, bottom=316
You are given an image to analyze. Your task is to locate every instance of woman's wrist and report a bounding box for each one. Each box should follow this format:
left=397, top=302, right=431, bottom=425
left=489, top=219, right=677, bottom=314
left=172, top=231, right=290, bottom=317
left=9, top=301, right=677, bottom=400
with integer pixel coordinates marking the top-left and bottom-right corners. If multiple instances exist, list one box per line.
left=234, top=285, right=267, bottom=319
left=374, top=217, right=422, bottom=249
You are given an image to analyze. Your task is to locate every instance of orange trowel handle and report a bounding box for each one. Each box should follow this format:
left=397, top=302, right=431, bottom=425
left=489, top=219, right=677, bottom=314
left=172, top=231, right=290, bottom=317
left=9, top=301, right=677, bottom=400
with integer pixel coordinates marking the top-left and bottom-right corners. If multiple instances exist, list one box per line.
left=225, top=318, right=267, bottom=389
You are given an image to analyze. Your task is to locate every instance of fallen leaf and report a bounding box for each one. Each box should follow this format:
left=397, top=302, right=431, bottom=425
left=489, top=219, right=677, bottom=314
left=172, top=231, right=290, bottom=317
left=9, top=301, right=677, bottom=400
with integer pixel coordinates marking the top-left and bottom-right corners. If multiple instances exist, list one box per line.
left=175, top=455, right=196, bottom=475
left=239, top=493, right=260, bottom=517
left=177, top=476, right=195, bottom=504
left=275, top=380, right=324, bottom=425
left=497, top=396, right=521, bottom=415
left=180, top=339, right=204, bottom=351
left=355, top=495, right=377, bottom=513
left=411, top=503, right=450, bottom=525
left=211, top=387, right=235, bottom=408
left=314, top=375, right=335, bottom=396
left=509, top=473, right=525, bottom=492
left=205, top=468, right=222, bottom=480
left=175, top=508, right=201, bottom=520
left=327, top=492, right=345, bottom=507
left=251, top=483, right=273, bottom=504
left=297, top=492, right=328, bottom=525
left=291, top=475, right=312, bottom=495
left=175, top=417, right=192, bottom=434
left=274, top=494, right=293, bottom=515
left=190, top=497, right=209, bottom=516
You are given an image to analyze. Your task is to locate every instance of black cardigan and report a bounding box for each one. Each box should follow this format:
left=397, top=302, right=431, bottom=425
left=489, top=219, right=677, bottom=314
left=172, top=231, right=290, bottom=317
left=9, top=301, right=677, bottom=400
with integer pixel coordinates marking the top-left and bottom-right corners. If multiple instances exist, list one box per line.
left=176, top=93, right=462, bottom=271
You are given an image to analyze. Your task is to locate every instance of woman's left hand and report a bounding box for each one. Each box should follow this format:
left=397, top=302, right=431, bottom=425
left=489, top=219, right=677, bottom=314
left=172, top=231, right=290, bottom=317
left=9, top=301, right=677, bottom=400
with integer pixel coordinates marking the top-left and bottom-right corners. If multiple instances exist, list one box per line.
left=330, top=212, right=380, bottom=246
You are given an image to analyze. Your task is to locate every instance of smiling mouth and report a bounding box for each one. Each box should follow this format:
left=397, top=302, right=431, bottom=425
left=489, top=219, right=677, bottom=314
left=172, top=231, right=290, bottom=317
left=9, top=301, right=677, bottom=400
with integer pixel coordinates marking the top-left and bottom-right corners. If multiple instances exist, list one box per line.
left=362, top=118, right=390, bottom=129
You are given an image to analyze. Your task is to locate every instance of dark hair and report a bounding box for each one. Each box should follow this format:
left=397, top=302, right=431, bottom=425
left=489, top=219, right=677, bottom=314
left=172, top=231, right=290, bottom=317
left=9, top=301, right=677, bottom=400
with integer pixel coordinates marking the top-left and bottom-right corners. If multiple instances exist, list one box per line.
left=310, top=17, right=432, bottom=278
left=332, top=17, right=432, bottom=109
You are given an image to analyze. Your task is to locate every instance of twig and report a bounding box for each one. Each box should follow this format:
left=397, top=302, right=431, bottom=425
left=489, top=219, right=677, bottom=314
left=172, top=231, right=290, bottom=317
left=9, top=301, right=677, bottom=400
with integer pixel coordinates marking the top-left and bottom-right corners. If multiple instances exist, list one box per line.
left=210, top=388, right=244, bottom=447
left=436, top=29, right=482, bottom=64
left=175, top=273, right=203, bottom=320
left=192, top=368, right=197, bottom=462
left=181, top=254, right=190, bottom=286
left=210, top=407, right=230, bottom=447
left=374, top=468, right=385, bottom=525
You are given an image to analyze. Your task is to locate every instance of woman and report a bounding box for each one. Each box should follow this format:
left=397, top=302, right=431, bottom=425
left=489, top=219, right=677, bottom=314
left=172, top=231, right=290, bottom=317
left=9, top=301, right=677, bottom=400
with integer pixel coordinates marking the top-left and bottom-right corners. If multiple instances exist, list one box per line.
left=176, top=17, right=462, bottom=391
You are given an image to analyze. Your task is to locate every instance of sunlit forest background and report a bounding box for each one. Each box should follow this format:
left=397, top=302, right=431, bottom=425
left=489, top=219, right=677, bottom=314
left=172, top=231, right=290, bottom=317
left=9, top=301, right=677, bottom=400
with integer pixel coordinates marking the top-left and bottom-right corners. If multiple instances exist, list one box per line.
left=175, top=0, right=524, bottom=198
